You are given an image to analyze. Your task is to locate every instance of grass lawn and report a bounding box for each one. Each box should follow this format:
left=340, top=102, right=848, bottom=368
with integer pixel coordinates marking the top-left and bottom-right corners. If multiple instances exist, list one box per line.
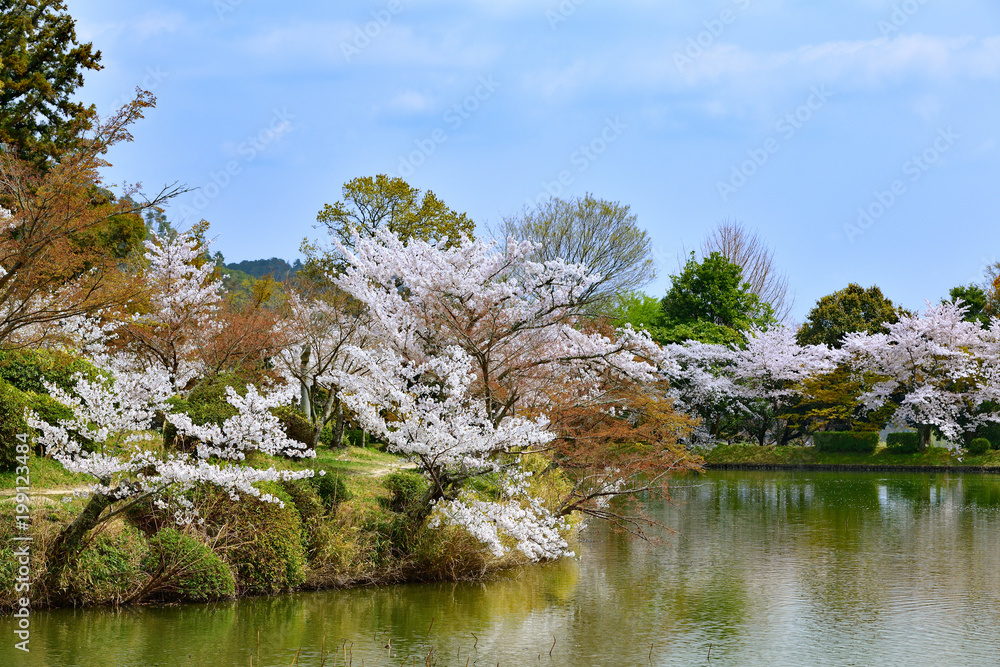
left=0, top=455, right=91, bottom=494
left=701, top=443, right=1000, bottom=468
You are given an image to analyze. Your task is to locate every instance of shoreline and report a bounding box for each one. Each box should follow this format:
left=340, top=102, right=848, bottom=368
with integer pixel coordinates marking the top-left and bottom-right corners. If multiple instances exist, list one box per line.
left=704, top=462, right=1000, bottom=473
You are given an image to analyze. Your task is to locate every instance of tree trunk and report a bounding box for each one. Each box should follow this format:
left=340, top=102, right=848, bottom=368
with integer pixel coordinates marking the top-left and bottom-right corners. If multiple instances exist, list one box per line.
left=299, top=345, right=311, bottom=418
left=332, top=397, right=346, bottom=449
left=44, top=491, right=113, bottom=592
left=917, top=424, right=932, bottom=450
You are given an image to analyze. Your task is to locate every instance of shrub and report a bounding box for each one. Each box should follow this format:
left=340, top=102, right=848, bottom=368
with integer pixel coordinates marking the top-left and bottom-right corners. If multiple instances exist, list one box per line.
left=163, top=375, right=242, bottom=449
left=62, top=521, right=148, bottom=605
left=0, top=380, right=28, bottom=472
left=281, top=480, right=327, bottom=558
left=311, top=470, right=352, bottom=511
left=23, top=390, right=89, bottom=454
left=885, top=432, right=921, bottom=454
left=812, top=431, right=879, bottom=454
left=0, top=348, right=98, bottom=395
left=271, top=405, right=314, bottom=448
left=966, top=438, right=991, bottom=456
left=382, top=471, right=427, bottom=514
left=971, top=422, right=1000, bottom=450
left=141, top=528, right=236, bottom=602
left=200, top=483, right=306, bottom=595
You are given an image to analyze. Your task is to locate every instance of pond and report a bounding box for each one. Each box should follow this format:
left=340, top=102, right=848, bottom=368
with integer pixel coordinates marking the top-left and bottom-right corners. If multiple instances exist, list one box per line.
left=13, top=470, right=1000, bottom=666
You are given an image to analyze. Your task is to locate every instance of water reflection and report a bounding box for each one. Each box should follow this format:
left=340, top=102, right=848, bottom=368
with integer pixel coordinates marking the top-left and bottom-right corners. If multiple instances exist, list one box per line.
left=14, top=471, right=1000, bottom=666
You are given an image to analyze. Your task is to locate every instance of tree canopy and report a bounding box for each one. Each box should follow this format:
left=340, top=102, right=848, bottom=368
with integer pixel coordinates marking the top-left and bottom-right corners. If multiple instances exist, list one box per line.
left=944, top=284, right=990, bottom=327
left=0, top=0, right=102, bottom=166
left=314, top=174, right=473, bottom=252
left=654, top=251, right=775, bottom=345
left=796, top=283, right=906, bottom=348
left=700, top=219, right=792, bottom=322
left=497, top=194, right=655, bottom=306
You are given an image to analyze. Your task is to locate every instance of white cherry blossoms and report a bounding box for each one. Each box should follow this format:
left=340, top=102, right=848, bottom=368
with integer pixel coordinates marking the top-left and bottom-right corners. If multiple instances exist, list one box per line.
left=27, top=357, right=314, bottom=524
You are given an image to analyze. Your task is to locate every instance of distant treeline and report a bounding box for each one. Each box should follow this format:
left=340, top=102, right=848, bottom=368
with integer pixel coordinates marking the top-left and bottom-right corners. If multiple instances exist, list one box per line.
left=225, top=258, right=302, bottom=281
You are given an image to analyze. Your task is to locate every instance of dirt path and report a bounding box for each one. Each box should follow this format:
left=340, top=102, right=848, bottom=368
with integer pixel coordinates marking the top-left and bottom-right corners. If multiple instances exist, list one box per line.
left=363, top=462, right=418, bottom=477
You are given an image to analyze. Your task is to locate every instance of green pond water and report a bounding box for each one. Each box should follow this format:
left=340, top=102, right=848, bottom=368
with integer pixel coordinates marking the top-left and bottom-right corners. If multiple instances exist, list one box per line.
left=11, top=470, right=1000, bottom=666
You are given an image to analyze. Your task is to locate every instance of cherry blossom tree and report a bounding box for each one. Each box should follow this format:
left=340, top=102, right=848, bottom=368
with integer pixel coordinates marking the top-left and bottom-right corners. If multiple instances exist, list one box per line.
left=276, top=286, right=373, bottom=447
left=843, top=301, right=1000, bottom=448
left=659, top=327, right=839, bottom=445
left=730, top=327, right=841, bottom=445
left=119, top=228, right=223, bottom=391
left=29, top=356, right=314, bottom=587
left=330, top=230, right=692, bottom=559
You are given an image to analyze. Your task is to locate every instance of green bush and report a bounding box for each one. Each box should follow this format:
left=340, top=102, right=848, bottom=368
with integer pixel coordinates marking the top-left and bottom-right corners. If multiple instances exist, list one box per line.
left=163, top=375, right=243, bottom=448
left=966, top=438, right=991, bottom=456
left=271, top=405, right=314, bottom=448
left=971, top=422, right=1000, bottom=450
left=23, top=390, right=89, bottom=454
left=281, top=480, right=327, bottom=558
left=0, top=348, right=98, bottom=395
left=311, top=470, right=352, bottom=510
left=886, top=432, right=921, bottom=454
left=381, top=471, right=427, bottom=514
left=0, top=380, right=28, bottom=472
left=812, top=431, right=879, bottom=454
left=63, top=521, right=148, bottom=605
left=203, top=483, right=306, bottom=595
left=142, top=528, right=236, bottom=601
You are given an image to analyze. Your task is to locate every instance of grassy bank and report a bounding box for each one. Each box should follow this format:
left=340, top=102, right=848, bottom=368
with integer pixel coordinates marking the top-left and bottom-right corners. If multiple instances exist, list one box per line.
left=701, top=443, right=1000, bottom=469
left=1, top=446, right=558, bottom=610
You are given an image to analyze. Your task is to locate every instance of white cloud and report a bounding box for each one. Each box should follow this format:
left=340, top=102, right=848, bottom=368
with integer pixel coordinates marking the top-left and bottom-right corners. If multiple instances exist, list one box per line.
left=386, top=90, right=434, bottom=114
left=518, top=33, right=1000, bottom=114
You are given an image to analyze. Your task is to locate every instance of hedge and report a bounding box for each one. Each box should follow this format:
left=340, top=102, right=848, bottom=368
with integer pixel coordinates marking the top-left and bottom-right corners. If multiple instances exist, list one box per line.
left=812, top=431, right=879, bottom=454
left=886, top=432, right=921, bottom=454
left=966, top=438, right=991, bottom=456
left=0, top=380, right=28, bottom=472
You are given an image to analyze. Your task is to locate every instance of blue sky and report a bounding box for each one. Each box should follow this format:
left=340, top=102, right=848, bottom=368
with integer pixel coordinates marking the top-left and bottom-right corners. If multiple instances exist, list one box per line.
left=66, top=0, right=1000, bottom=321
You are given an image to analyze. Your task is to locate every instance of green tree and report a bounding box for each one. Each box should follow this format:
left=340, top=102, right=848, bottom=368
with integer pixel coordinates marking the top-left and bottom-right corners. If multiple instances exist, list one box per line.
left=607, top=290, right=665, bottom=332
left=497, top=194, right=655, bottom=306
left=0, top=0, right=102, bottom=166
left=796, top=284, right=906, bottom=348
left=701, top=219, right=792, bottom=321
left=780, top=365, right=896, bottom=436
left=654, top=251, right=775, bottom=345
left=314, top=174, right=473, bottom=254
left=944, top=284, right=990, bottom=327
